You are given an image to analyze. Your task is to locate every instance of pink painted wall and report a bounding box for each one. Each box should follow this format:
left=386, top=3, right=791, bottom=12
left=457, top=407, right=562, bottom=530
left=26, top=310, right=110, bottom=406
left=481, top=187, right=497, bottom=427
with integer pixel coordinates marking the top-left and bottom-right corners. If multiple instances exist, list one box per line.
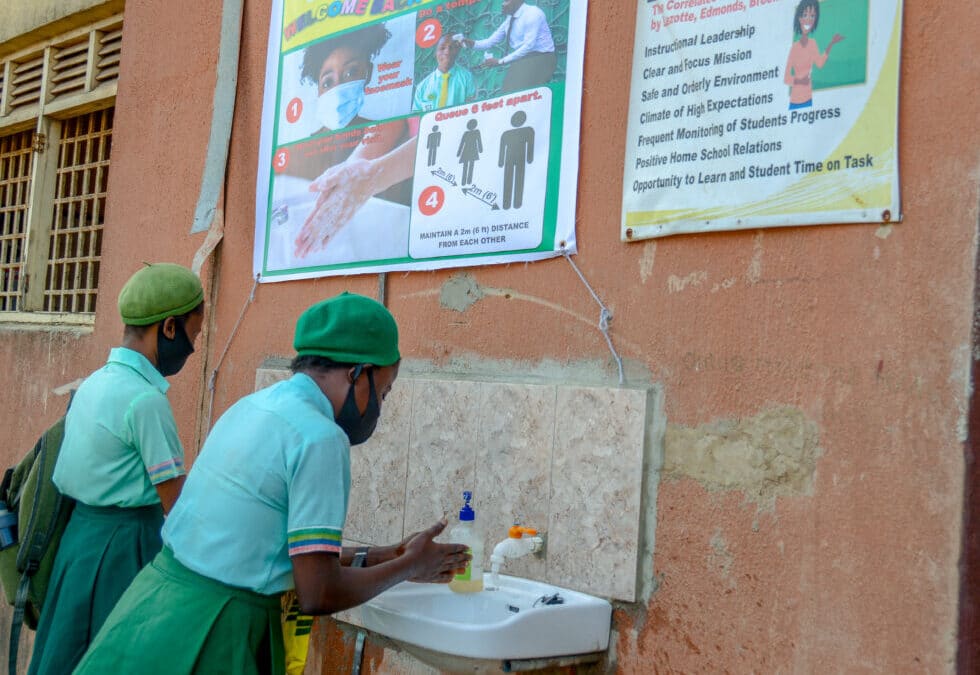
left=1, top=1, right=977, bottom=672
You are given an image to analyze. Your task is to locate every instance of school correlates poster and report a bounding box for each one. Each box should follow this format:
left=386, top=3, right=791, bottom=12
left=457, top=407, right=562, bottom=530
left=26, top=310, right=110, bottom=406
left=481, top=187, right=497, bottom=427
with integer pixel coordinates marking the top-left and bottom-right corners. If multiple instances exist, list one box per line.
left=254, top=0, right=587, bottom=282
left=622, top=0, right=903, bottom=240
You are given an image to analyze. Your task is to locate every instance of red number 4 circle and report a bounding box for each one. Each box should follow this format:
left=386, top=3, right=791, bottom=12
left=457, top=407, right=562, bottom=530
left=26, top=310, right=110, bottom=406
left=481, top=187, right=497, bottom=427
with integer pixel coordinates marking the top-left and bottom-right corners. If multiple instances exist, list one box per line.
left=418, top=186, right=445, bottom=216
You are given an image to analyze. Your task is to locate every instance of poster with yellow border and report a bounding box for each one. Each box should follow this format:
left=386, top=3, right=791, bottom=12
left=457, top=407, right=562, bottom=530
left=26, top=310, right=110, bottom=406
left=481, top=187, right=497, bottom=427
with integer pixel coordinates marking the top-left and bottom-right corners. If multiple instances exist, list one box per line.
left=621, top=0, right=902, bottom=240
left=255, top=0, right=587, bottom=282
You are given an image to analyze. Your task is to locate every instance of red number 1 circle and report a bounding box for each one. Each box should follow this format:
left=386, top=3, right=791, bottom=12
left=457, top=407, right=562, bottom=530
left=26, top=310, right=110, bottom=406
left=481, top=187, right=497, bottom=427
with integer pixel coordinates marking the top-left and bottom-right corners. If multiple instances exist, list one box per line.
left=286, top=98, right=303, bottom=124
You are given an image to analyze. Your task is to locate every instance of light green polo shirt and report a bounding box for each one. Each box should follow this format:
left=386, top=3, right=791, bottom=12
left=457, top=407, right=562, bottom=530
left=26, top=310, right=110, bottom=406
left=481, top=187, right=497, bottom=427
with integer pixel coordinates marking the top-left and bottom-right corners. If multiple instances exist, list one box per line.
left=412, top=65, right=476, bottom=112
left=162, top=373, right=350, bottom=595
left=53, top=347, right=186, bottom=507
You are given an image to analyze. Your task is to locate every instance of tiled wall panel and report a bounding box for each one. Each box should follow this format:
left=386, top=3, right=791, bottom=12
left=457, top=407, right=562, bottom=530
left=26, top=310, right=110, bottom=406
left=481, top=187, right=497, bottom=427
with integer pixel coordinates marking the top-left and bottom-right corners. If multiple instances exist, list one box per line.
left=255, top=368, right=655, bottom=601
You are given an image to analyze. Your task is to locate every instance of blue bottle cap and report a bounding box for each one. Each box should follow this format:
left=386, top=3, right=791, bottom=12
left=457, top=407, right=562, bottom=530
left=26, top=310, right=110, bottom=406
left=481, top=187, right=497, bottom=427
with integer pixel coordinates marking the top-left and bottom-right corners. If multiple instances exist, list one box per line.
left=459, top=491, right=475, bottom=521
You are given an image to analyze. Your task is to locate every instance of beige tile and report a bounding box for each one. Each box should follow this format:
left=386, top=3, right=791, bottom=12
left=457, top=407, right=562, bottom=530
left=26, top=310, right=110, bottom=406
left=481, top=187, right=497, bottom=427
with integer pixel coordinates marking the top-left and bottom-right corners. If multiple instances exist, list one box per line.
left=254, top=366, right=290, bottom=391
left=475, top=382, right=555, bottom=579
left=346, top=378, right=415, bottom=545
left=548, top=386, right=648, bottom=601
left=404, top=379, right=484, bottom=536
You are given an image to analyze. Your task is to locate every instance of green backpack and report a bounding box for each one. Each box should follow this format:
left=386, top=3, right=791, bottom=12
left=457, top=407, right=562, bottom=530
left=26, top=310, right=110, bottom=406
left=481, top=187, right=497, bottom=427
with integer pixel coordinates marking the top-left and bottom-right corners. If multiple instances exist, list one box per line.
left=0, top=414, right=74, bottom=675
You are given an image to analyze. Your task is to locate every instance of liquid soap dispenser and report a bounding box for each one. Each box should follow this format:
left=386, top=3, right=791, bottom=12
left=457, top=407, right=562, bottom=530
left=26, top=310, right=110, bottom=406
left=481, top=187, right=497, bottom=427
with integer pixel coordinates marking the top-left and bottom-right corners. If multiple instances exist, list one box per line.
left=448, top=491, right=484, bottom=593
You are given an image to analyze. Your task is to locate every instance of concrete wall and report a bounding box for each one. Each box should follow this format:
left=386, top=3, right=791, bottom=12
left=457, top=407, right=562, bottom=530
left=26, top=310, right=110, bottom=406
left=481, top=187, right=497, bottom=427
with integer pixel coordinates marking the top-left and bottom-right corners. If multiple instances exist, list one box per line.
left=1, top=0, right=977, bottom=673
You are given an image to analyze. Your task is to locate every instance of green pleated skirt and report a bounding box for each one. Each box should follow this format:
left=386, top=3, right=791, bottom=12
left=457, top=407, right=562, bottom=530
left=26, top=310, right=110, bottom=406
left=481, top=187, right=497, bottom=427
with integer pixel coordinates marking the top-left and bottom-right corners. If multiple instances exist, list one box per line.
left=74, top=546, right=285, bottom=675
left=27, top=502, right=164, bottom=675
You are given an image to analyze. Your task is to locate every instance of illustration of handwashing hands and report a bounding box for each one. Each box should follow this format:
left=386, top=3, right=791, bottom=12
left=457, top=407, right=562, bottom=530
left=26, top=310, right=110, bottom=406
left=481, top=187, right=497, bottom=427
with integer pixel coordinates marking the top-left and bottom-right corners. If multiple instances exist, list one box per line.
left=267, top=175, right=412, bottom=270
left=265, top=137, right=415, bottom=270
left=409, top=87, right=552, bottom=260
left=265, top=119, right=417, bottom=270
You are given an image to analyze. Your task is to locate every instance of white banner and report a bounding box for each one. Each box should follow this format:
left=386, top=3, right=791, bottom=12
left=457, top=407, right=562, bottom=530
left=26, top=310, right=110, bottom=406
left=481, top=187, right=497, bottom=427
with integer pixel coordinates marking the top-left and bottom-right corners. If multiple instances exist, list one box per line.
left=622, top=0, right=903, bottom=240
left=254, top=0, right=587, bottom=282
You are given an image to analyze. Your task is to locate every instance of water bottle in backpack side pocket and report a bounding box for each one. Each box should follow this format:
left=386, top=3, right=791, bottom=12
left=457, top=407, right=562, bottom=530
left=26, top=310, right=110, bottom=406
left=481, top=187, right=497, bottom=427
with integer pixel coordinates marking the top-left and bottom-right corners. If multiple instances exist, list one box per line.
left=0, top=501, right=18, bottom=550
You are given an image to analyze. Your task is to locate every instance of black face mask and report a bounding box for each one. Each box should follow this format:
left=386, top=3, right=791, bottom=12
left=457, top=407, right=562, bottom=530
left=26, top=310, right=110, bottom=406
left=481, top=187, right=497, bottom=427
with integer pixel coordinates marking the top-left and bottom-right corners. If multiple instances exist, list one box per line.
left=335, top=367, right=380, bottom=445
left=156, top=317, right=195, bottom=377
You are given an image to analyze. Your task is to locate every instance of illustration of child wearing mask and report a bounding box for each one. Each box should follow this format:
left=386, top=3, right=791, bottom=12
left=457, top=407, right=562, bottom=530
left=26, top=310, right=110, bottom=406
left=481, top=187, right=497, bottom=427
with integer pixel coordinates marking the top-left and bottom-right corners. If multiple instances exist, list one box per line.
left=284, top=22, right=419, bottom=259
left=784, top=0, right=844, bottom=110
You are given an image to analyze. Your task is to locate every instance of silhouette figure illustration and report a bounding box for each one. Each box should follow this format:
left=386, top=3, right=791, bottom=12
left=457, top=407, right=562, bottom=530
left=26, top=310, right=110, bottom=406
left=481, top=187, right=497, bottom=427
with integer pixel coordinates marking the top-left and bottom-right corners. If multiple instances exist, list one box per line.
left=426, top=125, right=441, bottom=167
left=457, top=119, right=483, bottom=186
left=498, top=111, right=534, bottom=209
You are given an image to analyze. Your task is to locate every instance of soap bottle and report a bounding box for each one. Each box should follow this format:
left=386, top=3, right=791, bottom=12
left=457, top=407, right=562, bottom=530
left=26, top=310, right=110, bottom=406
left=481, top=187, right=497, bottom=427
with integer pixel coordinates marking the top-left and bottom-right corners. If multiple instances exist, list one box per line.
left=448, top=491, right=484, bottom=593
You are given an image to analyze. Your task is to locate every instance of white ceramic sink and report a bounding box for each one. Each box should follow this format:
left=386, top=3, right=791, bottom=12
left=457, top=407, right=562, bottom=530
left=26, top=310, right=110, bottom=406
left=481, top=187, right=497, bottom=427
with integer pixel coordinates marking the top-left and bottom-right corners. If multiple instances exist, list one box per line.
left=358, top=573, right=612, bottom=661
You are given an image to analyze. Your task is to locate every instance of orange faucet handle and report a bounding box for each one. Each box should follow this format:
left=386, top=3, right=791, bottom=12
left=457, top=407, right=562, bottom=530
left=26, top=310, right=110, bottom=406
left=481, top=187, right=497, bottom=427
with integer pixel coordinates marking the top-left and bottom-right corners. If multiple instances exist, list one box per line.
left=508, top=525, right=538, bottom=538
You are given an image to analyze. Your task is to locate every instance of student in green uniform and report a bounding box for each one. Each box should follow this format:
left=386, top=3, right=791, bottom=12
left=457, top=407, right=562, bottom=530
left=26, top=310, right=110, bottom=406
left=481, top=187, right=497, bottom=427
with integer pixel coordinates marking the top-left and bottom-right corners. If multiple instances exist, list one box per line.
left=74, top=292, right=470, bottom=674
left=28, top=262, right=205, bottom=675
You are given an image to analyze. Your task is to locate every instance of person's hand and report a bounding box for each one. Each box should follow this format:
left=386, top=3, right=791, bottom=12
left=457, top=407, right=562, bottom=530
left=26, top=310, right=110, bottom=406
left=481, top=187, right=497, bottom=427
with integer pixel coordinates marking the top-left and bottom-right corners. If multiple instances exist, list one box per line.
left=401, top=519, right=472, bottom=583
left=390, top=527, right=468, bottom=580
left=293, top=155, right=379, bottom=258
left=367, top=525, right=466, bottom=575
left=829, top=33, right=844, bottom=47
left=480, top=57, right=500, bottom=69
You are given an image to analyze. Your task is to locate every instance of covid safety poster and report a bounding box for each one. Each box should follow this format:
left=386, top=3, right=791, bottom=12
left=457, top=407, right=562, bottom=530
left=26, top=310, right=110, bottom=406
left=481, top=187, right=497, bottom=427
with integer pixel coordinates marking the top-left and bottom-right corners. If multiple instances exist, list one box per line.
left=254, top=0, right=587, bottom=282
left=622, top=0, right=903, bottom=240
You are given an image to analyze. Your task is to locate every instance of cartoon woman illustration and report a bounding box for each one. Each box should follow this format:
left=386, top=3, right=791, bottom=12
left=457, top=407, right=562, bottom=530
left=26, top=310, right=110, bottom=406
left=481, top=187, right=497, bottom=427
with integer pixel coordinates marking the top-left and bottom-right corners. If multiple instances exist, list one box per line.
left=457, top=119, right=483, bottom=186
left=784, top=0, right=844, bottom=110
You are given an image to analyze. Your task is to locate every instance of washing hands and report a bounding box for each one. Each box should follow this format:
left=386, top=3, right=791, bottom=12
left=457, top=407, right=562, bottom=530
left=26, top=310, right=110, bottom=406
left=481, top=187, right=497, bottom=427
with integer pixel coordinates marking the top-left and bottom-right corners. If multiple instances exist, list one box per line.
left=294, top=156, right=380, bottom=259
left=293, top=130, right=417, bottom=259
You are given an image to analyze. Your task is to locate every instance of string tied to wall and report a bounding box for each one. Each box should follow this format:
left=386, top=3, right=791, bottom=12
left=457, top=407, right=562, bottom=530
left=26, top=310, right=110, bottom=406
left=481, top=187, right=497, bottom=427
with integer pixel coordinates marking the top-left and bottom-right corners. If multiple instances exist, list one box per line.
left=561, top=246, right=625, bottom=385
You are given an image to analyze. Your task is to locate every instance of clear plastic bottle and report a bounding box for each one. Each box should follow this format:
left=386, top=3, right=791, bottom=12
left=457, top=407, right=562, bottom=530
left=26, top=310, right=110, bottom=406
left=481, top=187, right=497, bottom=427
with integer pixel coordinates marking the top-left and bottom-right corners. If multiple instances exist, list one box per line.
left=0, top=503, right=16, bottom=549
left=448, top=491, right=483, bottom=593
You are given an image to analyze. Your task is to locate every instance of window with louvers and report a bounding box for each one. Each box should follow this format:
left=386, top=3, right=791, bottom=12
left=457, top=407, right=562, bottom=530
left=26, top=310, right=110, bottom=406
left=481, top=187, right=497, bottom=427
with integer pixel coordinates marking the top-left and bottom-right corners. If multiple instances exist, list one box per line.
left=0, top=16, right=121, bottom=321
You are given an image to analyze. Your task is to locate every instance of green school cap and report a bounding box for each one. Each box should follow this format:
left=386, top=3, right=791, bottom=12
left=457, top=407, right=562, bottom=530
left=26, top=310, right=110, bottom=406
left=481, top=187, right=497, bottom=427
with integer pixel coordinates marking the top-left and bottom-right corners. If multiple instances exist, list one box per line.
left=117, top=263, right=204, bottom=326
left=294, top=292, right=400, bottom=366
